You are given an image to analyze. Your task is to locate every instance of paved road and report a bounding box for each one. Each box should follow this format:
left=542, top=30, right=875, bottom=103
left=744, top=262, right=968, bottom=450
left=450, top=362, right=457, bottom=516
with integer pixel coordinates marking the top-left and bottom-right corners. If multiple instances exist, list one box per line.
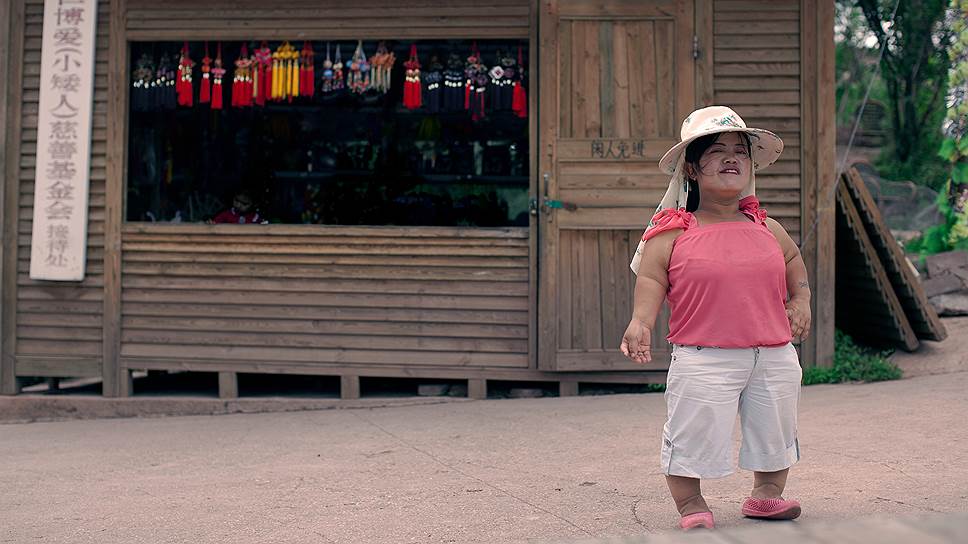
left=2, top=371, right=966, bottom=543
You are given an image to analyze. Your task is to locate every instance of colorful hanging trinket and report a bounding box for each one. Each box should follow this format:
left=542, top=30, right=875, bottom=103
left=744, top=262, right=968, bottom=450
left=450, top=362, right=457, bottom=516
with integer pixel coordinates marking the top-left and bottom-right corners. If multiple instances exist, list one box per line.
left=368, top=41, right=395, bottom=94
left=299, top=41, right=316, bottom=98
left=155, top=53, right=177, bottom=110
left=253, top=41, right=272, bottom=106
left=176, top=42, right=194, bottom=107
left=347, top=40, right=370, bottom=94
left=210, top=43, right=226, bottom=110
left=199, top=43, right=212, bottom=103
left=402, top=44, right=422, bottom=109
left=512, top=46, right=527, bottom=118
left=271, top=41, right=298, bottom=102
left=464, top=42, right=488, bottom=120
left=442, top=53, right=465, bottom=112
left=320, top=42, right=335, bottom=93
left=232, top=43, right=254, bottom=108
left=487, top=49, right=515, bottom=112
left=422, top=54, right=443, bottom=113
left=332, top=44, right=345, bottom=91
left=131, top=53, right=155, bottom=112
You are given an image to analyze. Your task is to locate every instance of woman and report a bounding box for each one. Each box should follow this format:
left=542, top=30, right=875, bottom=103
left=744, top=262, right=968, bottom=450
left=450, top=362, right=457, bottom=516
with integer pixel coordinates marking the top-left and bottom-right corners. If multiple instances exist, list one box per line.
left=620, top=106, right=812, bottom=531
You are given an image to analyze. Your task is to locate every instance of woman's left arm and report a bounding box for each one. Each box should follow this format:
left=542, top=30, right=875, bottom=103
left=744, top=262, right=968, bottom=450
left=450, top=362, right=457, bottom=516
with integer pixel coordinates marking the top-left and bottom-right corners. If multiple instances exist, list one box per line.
left=765, top=217, right=812, bottom=341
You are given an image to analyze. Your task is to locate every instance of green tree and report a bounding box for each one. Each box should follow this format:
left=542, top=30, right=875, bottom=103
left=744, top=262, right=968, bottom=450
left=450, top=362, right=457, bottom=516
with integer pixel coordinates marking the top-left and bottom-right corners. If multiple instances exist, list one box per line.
left=843, top=0, right=953, bottom=189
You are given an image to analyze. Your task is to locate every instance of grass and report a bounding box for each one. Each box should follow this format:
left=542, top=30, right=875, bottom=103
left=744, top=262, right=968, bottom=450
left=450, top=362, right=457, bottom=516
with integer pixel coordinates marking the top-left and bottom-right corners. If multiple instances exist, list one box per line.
left=801, top=330, right=902, bottom=385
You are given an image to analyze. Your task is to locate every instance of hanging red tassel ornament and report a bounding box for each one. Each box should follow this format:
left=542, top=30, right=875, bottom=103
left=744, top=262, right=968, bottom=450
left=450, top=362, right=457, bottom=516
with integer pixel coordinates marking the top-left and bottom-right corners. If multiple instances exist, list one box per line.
left=512, top=46, right=527, bottom=118
left=253, top=41, right=272, bottom=106
left=199, top=43, right=212, bottom=104
left=300, top=41, right=315, bottom=98
left=403, top=44, right=422, bottom=110
left=176, top=42, right=194, bottom=107
left=211, top=43, right=225, bottom=110
left=232, top=43, right=254, bottom=108
left=464, top=42, right=488, bottom=121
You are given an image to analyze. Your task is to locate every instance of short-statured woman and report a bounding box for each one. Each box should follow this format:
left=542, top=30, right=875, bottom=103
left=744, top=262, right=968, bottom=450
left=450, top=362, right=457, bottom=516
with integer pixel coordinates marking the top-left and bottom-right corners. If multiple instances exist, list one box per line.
left=621, top=106, right=811, bottom=531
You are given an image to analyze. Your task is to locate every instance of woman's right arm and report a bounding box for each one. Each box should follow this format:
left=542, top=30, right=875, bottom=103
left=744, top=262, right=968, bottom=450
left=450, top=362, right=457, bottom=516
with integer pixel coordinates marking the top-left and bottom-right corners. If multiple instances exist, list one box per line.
left=621, top=229, right=678, bottom=364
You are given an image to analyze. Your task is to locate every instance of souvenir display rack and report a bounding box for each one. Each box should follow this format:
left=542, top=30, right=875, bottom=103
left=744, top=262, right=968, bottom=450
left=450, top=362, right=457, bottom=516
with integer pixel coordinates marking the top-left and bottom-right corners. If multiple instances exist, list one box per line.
left=127, top=39, right=529, bottom=227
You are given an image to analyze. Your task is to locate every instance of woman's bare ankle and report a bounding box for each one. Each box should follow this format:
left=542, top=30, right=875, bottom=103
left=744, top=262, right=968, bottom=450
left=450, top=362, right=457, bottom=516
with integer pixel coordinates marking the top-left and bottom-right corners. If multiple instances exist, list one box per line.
left=676, top=494, right=710, bottom=516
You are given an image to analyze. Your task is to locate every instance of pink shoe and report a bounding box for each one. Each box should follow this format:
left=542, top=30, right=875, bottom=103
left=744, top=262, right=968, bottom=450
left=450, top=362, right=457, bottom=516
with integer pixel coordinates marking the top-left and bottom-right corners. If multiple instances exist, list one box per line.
left=679, top=511, right=715, bottom=530
left=741, top=497, right=801, bottom=520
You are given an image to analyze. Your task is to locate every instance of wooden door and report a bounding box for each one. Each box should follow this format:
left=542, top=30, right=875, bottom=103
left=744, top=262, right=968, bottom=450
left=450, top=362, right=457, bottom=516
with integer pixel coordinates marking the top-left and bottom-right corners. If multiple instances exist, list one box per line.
left=538, top=0, right=695, bottom=371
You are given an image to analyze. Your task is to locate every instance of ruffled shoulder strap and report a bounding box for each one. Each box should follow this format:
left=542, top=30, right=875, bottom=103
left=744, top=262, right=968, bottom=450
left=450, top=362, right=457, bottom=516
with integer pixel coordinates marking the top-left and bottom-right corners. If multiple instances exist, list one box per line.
left=641, top=207, right=697, bottom=241
left=739, top=195, right=768, bottom=225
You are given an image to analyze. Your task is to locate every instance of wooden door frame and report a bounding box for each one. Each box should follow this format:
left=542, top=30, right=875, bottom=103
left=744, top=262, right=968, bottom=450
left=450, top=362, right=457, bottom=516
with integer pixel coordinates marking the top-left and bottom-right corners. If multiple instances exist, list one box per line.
left=537, top=0, right=697, bottom=371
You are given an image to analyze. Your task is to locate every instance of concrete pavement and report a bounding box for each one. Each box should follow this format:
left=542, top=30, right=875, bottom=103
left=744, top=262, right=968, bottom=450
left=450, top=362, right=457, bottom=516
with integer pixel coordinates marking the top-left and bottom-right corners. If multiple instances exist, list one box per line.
left=2, top=368, right=966, bottom=543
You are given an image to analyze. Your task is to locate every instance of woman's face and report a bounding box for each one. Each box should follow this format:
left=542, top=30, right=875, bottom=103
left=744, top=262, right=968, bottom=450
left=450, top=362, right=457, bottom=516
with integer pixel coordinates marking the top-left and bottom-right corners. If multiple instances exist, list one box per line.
left=690, top=132, right=752, bottom=198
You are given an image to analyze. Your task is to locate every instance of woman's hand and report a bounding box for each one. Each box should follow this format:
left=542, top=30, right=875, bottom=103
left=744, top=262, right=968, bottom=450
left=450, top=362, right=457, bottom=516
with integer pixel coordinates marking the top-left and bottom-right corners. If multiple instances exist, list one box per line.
left=785, top=297, right=812, bottom=341
left=621, top=319, right=653, bottom=364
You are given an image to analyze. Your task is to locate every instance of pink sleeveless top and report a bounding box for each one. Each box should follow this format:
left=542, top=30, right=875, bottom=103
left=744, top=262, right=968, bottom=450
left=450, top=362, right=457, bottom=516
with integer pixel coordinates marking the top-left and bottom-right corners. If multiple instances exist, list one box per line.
left=642, top=196, right=792, bottom=348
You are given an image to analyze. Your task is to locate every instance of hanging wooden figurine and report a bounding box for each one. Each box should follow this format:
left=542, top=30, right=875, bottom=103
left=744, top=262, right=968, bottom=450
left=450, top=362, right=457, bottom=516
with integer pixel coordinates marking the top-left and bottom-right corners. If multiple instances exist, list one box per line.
left=442, top=52, right=465, bottom=112
left=300, top=41, right=315, bottom=98
left=176, top=42, right=194, bottom=107
left=422, top=54, right=443, bottom=113
left=131, top=53, right=155, bottom=112
left=347, top=40, right=370, bottom=94
left=463, top=43, right=488, bottom=120
left=199, top=43, right=212, bottom=103
left=320, top=42, right=335, bottom=93
left=253, top=41, right=272, bottom=106
left=232, top=43, right=254, bottom=108
left=369, top=41, right=395, bottom=94
left=210, top=43, right=226, bottom=110
left=487, top=49, right=514, bottom=112
left=512, top=46, right=527, bottom=118
left=402, top=44, right=422, bottom=109
left=332, top=44, right=345, bottom=91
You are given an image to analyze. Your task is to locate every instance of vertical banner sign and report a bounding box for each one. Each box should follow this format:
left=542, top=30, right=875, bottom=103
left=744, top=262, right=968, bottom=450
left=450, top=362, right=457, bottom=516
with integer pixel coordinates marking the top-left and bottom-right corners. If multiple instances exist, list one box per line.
left=29, top=0, right=98, bottom=281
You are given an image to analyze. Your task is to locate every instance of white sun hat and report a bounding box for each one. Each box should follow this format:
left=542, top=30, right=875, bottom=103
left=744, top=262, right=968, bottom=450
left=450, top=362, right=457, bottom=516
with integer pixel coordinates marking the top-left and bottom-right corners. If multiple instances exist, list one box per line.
left=629, top=106, right=785, bottom=275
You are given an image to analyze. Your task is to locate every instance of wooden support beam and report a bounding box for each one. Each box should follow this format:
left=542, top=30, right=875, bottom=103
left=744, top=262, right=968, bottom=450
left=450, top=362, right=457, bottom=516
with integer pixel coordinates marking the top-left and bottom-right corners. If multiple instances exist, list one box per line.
left=0, top=0, right=24, bottom=396
left=102, top=0, right=127, bottom=396
left=799, top=0, right=836, bottom=368
left=218, top=372, right=238, bottom=399
left=340, top=375, right=360, bottom=400
left=468, top=378, right=487, bottom=400
left=559, top=381, right=580, bottom=397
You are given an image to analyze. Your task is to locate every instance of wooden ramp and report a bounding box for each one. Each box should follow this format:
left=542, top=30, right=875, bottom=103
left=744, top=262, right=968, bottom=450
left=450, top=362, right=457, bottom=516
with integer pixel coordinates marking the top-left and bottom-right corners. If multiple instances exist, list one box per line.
left=834, top=166, right=947, bottom=351
left=836, top=183, right=920, bottom=351
left=844, top=167, right=947, bottom=341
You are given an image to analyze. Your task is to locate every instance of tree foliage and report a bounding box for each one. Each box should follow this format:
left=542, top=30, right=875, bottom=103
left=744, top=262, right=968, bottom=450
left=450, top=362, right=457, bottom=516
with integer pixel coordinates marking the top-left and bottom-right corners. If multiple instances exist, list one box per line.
left=837, top=0, right=953, bottom=189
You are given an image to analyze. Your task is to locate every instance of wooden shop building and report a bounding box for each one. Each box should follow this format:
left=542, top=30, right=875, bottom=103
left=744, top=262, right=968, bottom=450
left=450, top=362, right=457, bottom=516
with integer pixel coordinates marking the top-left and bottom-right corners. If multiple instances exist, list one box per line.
left=0, top=0, right=836, bottom=398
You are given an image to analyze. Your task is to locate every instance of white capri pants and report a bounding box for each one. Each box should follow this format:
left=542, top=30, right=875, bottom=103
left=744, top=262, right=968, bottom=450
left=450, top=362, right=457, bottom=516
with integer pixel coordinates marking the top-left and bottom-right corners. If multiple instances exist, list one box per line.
left=660, top=343, right=802, bottom=479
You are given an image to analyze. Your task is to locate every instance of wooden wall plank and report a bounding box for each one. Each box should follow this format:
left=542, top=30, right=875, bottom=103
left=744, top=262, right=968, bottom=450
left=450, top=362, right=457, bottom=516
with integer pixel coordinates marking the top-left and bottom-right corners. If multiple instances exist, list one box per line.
left=654, top=20, right=674, bottom=137
left=571, top=21, right=587, bottom=139
left=559, top=19, right=573, bottom=138
left=611, top=23, right=631, bottom=138
left=120, top=229, right=531, bottom=371
left=599, top=22, right=615, bottom=137
left=625, top=22, right=646, bottom=138
left=582, top=22, right=602, bottom=138
left=558, top=230, right=573, bottom=349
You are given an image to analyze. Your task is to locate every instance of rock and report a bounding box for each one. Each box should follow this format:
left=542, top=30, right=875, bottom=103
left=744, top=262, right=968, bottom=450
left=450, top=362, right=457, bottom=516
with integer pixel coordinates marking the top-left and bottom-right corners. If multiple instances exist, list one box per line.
left=417, top=384, right=450, bottom=397
left=508, top=388, right=544, bottom=399
left=926, top=250, right=968, bottom=278
left=922, top=273, right=966, bottom=298
left=447, top=385, right=468, bottom=397
left=929, top=293, right=968, bottom=316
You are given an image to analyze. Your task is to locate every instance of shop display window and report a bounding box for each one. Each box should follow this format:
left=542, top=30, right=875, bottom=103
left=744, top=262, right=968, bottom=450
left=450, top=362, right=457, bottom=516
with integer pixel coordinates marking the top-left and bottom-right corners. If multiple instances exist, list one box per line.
left=125, top=40, right=529, bottom=226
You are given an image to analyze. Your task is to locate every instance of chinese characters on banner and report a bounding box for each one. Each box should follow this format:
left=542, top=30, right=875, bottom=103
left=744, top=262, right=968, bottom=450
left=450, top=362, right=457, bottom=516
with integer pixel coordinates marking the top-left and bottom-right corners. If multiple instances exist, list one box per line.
left=29, top=0, right=98, bottom=281
left=590, top=139, right=645, bottom=160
